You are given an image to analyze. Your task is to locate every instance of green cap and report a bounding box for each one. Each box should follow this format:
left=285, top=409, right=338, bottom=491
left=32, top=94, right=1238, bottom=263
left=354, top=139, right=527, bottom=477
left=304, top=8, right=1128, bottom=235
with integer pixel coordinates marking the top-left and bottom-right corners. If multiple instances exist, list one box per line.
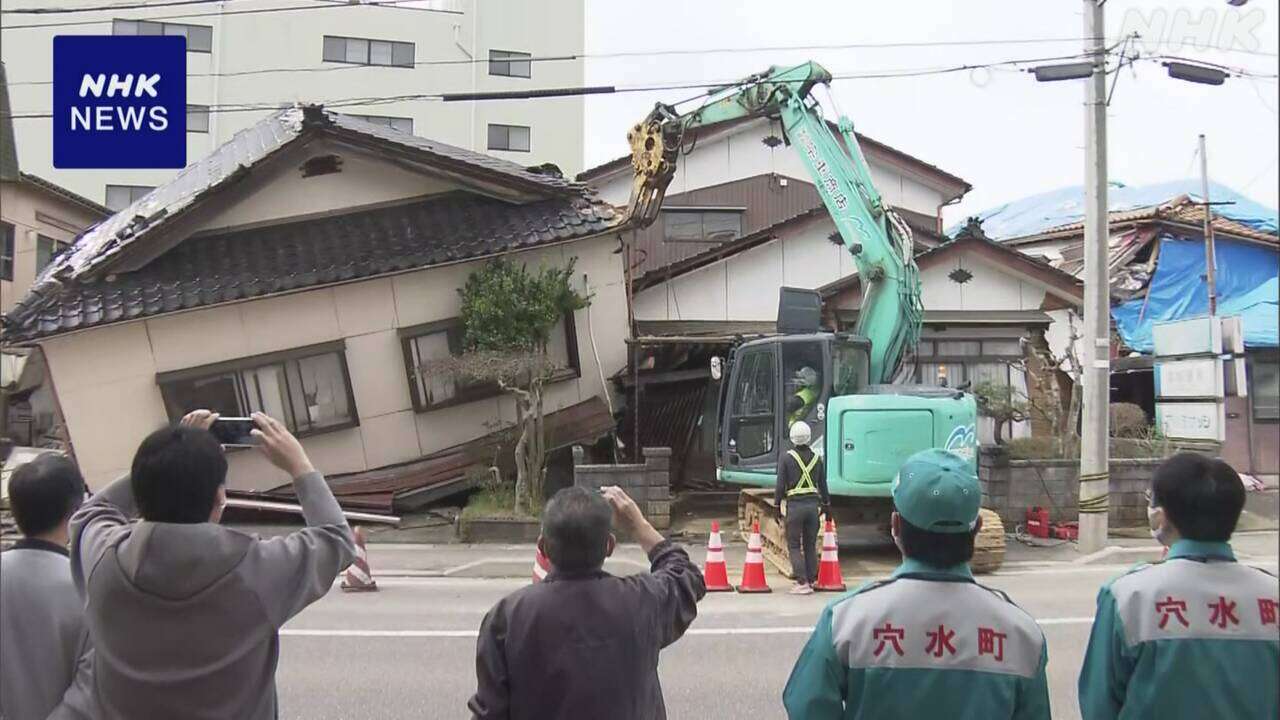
left=892, top=448, right=980, bottom=534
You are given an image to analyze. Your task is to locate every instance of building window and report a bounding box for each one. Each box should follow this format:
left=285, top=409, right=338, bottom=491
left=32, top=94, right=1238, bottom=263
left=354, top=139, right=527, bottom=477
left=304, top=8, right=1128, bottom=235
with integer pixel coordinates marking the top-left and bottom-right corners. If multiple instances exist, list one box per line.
left=35, top=235, right=69, bottom=274
left=104, top=184, right=155, bottom=212
left=487, top=124, right=530, bottom=152
left=913, top=337, right=1025, bottom=388
left=187, top=105, right=210, bottom=133
left=400, top=316, right=579, bottom=412
left=157, top=342, right=359, bottom=438
left=348, top=114, right=414, bottom=134
left=1251, top=353, right=1279, bottom=422
left=0, top=222, right=13, bottom=281
left=112, top=19, right=212, bottom=52
left=322, top=36, right=414, bottom=67
left=662, top=209, right=744, bottom=243
left=489, top=50, right=531, bottom=78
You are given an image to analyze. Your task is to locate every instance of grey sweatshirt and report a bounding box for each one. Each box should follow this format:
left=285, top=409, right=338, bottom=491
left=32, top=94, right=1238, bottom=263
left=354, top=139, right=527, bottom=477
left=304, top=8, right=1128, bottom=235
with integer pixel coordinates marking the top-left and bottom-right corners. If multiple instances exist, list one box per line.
left=0, top=540, right=96, bottom=720
left=68, top=472, right=356, bottom=720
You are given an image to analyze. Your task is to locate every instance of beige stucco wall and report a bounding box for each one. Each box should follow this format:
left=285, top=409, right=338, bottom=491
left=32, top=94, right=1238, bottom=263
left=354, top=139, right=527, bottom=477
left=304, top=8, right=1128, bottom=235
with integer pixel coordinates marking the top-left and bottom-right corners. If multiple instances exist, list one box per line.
left=39, top=232, right=628, bottom=491
left=1, top=181, right=104, bottom=313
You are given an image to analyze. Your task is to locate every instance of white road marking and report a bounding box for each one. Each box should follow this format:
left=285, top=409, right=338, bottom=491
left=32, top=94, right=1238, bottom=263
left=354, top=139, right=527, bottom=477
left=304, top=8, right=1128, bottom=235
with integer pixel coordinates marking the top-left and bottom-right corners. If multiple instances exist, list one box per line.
left=282, top=617, right=1100, bottom=639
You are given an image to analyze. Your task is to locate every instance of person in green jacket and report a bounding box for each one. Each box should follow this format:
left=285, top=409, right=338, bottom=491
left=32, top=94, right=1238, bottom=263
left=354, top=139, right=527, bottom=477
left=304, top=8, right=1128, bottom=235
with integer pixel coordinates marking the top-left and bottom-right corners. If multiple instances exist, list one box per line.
left=1078, top=453, right=1279, bottom=720
left=782, top=449, right=1051, bottom=719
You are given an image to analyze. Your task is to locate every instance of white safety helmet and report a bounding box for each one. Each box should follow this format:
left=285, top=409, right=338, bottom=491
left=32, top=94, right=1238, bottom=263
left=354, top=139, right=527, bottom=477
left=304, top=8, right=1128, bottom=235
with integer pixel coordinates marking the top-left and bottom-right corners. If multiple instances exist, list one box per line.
left=796, top=366, right=819, bottom=387
left=790, top=421, right=812, bottom=446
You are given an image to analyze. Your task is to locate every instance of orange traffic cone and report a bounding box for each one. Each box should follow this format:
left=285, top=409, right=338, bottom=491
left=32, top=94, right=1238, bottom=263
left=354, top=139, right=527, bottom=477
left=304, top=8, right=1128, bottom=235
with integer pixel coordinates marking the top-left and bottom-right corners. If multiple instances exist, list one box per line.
left=341, top=526, right=378, bottom=592
left=532, top=544, right=551, bottom=583
left=814, top=518, right=847, bottom=592
left=702, top=520, right=733, bottom=592
left=736, top=521, right=772, bottom=593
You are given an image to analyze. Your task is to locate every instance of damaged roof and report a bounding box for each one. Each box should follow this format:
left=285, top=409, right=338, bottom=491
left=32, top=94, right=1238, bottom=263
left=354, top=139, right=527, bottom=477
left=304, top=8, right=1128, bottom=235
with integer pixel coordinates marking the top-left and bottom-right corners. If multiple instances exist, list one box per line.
left=30, top=106, right=590, bottom=290
left=3, top=105, right=623, bottom=343
left=3, top=191, right=616, bottom=342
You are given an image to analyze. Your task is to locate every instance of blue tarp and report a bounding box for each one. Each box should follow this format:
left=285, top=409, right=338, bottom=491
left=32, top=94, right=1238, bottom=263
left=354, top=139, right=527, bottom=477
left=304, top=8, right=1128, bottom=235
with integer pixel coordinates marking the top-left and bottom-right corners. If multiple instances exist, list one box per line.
left=954, top=180, right=1279, bottom=240
left=1112, top=236, right=1279, bottom=351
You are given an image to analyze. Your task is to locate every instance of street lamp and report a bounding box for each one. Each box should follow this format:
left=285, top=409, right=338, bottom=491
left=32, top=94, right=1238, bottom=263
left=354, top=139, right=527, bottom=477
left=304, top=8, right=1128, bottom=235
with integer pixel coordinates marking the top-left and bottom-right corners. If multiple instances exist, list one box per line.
left=1029, top=62, right=1096, bottom=82
left=1164, top=61, right=1230, bottom=86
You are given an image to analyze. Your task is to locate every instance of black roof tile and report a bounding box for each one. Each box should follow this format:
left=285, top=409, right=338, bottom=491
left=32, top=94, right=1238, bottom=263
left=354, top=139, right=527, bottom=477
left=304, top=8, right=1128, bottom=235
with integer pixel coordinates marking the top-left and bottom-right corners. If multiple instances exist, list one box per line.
left=3, top=192, right=616, bottom=342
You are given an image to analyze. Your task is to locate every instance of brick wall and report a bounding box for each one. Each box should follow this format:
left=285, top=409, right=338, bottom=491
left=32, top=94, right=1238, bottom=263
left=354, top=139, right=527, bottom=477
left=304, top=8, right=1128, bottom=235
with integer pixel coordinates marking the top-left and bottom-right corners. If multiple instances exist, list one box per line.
left=979, top=446, right=1158, bottom=529
left=572, top=446, right=671, bottom=530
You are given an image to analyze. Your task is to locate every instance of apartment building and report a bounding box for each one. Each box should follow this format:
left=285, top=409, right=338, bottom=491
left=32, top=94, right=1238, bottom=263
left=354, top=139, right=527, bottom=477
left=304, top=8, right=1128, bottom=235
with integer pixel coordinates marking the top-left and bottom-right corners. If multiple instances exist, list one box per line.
left=1, top=0, right=586, bottom=210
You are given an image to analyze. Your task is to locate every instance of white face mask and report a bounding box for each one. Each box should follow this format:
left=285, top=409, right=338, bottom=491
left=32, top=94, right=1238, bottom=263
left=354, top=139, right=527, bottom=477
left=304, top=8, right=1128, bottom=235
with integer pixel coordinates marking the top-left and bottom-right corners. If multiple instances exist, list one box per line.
left=1147, top=505, right=1170, bottom=547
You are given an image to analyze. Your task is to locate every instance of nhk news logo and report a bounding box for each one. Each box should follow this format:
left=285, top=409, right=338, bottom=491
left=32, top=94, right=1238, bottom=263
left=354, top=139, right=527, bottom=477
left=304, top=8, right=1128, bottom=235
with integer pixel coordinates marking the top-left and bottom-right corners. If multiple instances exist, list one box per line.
left=53, top=35, right=187, bottom=169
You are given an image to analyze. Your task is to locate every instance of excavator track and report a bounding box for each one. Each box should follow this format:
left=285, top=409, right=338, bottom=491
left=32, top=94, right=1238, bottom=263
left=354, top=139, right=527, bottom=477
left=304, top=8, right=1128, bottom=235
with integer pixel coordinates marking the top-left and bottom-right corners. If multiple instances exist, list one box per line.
left=736, top=489, right=1007, bottom=577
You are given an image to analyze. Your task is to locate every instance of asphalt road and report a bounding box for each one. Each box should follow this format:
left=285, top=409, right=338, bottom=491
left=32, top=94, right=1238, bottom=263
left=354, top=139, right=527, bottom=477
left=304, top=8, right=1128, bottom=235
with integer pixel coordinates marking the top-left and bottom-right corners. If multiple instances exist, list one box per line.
left=276, top=534, right=1279, bottom=720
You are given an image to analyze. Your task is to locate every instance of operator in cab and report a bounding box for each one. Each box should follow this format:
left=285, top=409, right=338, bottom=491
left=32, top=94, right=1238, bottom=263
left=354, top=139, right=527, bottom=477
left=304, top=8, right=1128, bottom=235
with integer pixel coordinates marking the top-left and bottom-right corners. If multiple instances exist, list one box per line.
left=787, top=367, right=820, bottom=428
left=776, top=421, right=830, bottom=595
left=783, top=449, right=1050, bottom=718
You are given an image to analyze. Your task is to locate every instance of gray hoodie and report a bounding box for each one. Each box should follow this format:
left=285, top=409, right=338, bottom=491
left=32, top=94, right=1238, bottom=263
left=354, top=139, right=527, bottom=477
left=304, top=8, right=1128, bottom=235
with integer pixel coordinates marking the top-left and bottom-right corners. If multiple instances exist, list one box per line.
left=69, top=472, right=356, bottom=720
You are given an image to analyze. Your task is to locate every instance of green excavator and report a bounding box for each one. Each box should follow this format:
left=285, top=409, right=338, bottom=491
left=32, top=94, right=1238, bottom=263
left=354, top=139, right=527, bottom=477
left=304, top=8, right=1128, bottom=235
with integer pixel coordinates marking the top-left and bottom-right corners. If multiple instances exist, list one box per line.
left=623, top=61, right=1005, bottom=573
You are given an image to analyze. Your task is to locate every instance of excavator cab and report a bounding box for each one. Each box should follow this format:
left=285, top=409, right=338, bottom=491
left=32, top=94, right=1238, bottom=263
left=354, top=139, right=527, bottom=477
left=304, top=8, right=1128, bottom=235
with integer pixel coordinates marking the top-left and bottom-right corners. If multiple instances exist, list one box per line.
left=716, top=333, right=870, bottom=487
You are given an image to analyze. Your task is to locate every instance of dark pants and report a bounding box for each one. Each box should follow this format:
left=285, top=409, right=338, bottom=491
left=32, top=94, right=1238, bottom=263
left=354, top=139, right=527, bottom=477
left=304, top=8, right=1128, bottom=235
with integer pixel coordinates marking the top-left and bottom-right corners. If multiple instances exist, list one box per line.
left=785, top=496, right=821, bottom=583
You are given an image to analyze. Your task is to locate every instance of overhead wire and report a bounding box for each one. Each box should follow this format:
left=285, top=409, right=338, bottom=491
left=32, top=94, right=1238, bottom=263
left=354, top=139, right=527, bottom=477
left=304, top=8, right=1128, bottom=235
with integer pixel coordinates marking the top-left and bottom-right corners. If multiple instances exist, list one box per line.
left=2, top=0, right=229, bottom=14
left=1, top=0, right=454, bottom=29
left=0, top=48, right=1131, bottom=120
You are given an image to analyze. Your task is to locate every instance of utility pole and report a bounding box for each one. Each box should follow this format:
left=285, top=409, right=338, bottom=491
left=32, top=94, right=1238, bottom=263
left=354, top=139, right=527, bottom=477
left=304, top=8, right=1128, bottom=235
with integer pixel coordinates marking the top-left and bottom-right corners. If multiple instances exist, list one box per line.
left=1078, top=0, right=1110, bottom=553
left=1199, top=134, right=1219, bottom=316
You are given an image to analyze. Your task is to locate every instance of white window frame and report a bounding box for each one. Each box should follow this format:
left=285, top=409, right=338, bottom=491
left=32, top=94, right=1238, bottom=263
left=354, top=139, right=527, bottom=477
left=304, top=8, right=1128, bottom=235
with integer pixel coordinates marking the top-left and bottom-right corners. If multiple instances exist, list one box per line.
left=489, top=50, right=531, bottom=78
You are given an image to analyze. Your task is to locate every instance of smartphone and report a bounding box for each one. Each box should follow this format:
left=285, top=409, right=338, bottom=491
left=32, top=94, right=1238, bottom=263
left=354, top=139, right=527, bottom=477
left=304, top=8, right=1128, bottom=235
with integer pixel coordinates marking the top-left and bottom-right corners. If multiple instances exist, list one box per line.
left=209, top=417, right=259, bottom=448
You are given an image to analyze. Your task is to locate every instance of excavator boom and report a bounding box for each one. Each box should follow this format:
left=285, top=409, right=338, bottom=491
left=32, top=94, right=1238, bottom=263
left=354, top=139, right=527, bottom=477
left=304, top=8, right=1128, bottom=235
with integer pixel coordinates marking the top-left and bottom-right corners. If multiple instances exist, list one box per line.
left=624, top=61, right=922, bottom=384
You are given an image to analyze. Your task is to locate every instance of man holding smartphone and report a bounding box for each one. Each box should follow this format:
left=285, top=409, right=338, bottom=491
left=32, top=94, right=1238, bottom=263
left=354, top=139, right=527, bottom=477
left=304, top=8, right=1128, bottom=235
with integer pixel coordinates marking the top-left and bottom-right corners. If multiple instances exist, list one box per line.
left=68, top=410, right=356, bottom=719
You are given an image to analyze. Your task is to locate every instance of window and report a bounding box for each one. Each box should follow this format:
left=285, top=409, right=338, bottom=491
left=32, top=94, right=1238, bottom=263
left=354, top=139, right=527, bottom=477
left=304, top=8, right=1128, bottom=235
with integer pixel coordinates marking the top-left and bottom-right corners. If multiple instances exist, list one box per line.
left=187, top=105, right=210, bottom=133
left=112, top=19, right=212, bottom=52
left=104, top=184, right=155, bottom=212
left=35, top=235, right=69, bottom=274
left=727, top=349, right=776, bottom=460
left=662, top=209, right=743, bottom=243
left=348, top=114, right=414, bottom=134
left=400, top=316, right=579, bottom=411
left=489, top=50, right=531, bottom=78
left=1, top=222, right=13, bottom=281
left=322, top=36, right=414, bottom=67
left=487, top=124, right=530, bottom=152
left=1251, top=354, right=1279, bottom=421
left=914, top=337, right=1024, bottom=388
left=157, top=342, right=358, bottom=437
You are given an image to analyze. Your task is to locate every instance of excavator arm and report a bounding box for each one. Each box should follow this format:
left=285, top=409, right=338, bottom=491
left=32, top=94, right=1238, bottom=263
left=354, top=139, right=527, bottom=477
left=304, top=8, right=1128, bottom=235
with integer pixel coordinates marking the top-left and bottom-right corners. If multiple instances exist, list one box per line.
left=624, top=61, right=923, bottom=385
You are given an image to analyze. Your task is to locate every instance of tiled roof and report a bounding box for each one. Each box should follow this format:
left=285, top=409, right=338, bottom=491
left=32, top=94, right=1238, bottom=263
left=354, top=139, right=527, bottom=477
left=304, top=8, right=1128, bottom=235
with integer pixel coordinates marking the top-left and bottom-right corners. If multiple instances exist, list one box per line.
left=35, top=106, right=586, bottom=288
left=3, top=191, right=617, bottom=342
left=1000, top=193, right=1279, bottom=246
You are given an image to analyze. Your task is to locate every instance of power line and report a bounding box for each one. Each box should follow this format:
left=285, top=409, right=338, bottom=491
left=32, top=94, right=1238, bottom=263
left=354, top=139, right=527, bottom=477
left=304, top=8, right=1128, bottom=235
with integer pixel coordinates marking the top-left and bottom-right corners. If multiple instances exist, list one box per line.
left=1, top=0, right=453, bottom=29
left=6, top=35, right=1125, bottom=87
left=2, top=0, right=227, bottom=15
left=0, top=50, right=1108, bottom=120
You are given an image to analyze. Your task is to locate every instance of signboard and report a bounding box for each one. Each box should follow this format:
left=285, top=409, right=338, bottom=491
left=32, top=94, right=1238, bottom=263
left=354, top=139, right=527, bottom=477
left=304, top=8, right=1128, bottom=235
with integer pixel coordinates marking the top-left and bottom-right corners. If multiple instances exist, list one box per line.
left=1152, top=316, right=1222, bottom=357
left=53, top=35, right=187, bottom=169
left=1154, top=357, right=1224, bottom=399
left=1156, top=401, right=1226, bottom=442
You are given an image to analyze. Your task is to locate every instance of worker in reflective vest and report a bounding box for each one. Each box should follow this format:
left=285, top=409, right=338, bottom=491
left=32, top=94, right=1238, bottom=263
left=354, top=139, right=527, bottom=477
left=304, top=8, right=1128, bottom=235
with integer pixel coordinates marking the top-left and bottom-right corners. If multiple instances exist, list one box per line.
left=776, top=421, right=830, bottom=594
left=787, top=367, right=820, bottom=428
left=1078, top=453, right=1279, bottom=720
left=783, top=449, right=1051, bottom=718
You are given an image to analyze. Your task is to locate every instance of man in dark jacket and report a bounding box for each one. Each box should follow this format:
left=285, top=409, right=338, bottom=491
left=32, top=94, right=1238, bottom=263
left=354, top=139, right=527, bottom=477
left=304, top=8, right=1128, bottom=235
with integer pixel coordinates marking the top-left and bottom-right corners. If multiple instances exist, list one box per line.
left=69, top=410, right=356, bottom=720
left=775, top=420, right=831, bottom=594
left=468, top=485, right=706, bottom=720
